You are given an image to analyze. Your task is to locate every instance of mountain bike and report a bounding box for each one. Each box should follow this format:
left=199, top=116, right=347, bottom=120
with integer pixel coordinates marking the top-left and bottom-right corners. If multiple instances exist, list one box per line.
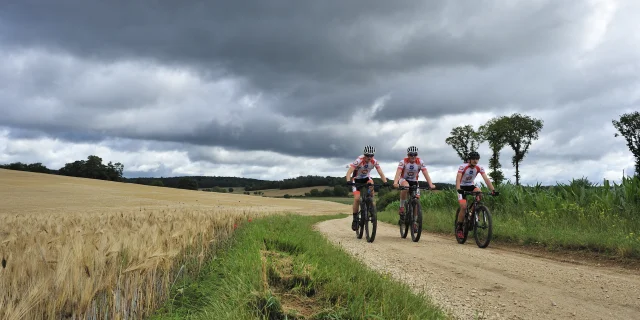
left=397, top=184, right=432, bottom=242
left=454, top=190, right=498, bottom=248
left=346, top=182, right=388, bottom=243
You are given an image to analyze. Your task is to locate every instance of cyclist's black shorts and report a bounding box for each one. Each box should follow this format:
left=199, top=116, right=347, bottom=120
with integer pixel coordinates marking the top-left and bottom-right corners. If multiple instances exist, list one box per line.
left=354, top=178, right=372, bottom=184
left=461, top=185, right=477, bottom=191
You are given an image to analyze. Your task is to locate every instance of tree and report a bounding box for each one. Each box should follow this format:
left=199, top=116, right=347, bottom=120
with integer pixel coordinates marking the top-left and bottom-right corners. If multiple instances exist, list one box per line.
left=26, top=162, right=50, bottom=174
left=228, top=187, right=234, bottom=193
left=479, top=117, right=509, bottom=185
left=332, top=185, right=349, bottom=197
left=612, top=111, right=640, bottom=175
left=177, top=177, right=199, bottom=190
left=309, top=189, right=321, bottom=197
left=321, top=188, right=333, bottom=197
left=445, top=125, right=484, bottom=162
left=501, top=113, right=544, bottom=186
left=150, top=180, right=164, bottom=187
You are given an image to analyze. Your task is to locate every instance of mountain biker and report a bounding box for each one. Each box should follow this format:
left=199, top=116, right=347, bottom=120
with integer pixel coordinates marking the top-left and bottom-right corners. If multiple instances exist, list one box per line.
left=455, top=151, right=497, bottom=238
left=392, top=146, right=436, bottom=221
left=345, top=145, right=389, bottom=231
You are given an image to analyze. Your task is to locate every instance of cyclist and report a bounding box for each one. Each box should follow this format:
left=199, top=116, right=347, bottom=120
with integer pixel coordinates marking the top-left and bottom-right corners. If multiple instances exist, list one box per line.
left=345, top=145, right=389, bottom=231
left=392, top=146, right=436, bottom=221
left=455, top=151, right=497, bottom=238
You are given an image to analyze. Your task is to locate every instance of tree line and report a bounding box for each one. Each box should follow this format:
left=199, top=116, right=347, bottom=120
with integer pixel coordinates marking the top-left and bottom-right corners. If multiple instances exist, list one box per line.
left=0, top=155, right=124, bottom=182
left=445, top=111, right=640, bottom=185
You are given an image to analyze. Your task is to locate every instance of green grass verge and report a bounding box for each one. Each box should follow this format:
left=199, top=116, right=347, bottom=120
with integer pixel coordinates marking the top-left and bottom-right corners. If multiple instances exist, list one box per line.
left=375, top=192, right=640, bottom=258
left=150, top=214, right=450, bottom=320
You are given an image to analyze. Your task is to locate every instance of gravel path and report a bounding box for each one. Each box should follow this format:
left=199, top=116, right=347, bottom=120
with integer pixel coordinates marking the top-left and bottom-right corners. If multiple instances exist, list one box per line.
left=314, top=216, right=640, bottom=320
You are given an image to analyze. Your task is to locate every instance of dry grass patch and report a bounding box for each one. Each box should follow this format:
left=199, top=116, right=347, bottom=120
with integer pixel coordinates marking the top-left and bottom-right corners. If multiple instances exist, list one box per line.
left=0, top=169, right=349, bottom=319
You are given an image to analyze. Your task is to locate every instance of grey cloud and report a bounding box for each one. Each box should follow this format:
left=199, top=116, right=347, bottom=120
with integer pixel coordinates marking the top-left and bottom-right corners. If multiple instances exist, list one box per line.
left=0, top=1, right=601, bottom=121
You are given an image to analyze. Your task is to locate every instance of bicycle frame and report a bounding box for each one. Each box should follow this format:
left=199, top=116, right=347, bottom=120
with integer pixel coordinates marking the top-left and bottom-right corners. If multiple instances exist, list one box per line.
left=347, top=182, right=387, bottom=243
left=461, top=191, right=488, bottom=219
left=456, top=190, right=496, bottom=248
left=397, top=184, right=432, bottom=242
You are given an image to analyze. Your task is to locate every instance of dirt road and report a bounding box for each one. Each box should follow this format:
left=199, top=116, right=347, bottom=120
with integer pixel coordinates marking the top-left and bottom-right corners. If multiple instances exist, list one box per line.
left=315, top=216, right=640, bottom=320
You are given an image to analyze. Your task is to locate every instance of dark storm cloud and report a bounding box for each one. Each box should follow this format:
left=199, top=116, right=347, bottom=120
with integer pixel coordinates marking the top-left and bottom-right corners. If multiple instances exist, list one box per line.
left=0, top=0, right=596, bottom=121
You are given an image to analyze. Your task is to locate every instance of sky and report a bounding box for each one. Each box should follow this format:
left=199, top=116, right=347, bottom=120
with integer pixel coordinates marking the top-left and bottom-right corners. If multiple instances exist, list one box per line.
left=0, top=0, right=638, bottom=186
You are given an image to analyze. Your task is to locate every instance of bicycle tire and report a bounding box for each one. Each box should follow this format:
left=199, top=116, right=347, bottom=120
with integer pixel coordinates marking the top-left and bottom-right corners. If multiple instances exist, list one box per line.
left=410, top=199, right=423, bottom=242
left=356, top=201, right=365, bottom=239
left=399, top=202, right=409, bottom=238
left=473, top=205, right=493, bottom=248
left=365, top=198, right=377, bottom=243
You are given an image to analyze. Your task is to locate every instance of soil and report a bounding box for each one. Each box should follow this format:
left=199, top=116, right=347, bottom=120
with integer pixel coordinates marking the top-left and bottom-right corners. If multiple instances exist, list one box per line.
left=315, top=216, right=640, bottom=320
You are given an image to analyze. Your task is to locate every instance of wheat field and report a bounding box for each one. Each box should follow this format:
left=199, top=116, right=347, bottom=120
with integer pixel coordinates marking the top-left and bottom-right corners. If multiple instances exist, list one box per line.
left=0, top=169, right=349, bottom=320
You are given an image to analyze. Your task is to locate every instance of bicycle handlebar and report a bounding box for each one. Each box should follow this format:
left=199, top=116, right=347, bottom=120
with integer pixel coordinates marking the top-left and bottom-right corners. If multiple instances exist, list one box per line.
left=397, top=185, right=433, bottom=191
left=345, top=182, right=390, bottom=188
left=459, top=190, right=499, bottom=196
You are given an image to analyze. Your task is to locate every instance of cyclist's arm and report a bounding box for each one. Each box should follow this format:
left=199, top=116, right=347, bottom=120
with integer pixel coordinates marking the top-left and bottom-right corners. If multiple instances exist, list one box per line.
left=421, top=168, right=435, bottom=188
left=375, top=166, right=388, bottom=183
left=480, top=172, right=495, bottom=191
left=345, top=166, right=355, bottom=182
left=455, top=172, right=463, bottom=190
left=393, top=167, right=402, bottom=185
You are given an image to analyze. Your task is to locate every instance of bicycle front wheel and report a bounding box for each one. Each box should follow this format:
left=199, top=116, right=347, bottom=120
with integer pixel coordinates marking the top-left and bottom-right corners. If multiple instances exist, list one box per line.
left=365, top=199, right=377, bottom=243
left=399, top=203, right=409, bottom=238
left=473, top=205, right=493, bottom=248
left=410, top=200, right=423, bottom=242
left=356, top=201, right=365, bottom=239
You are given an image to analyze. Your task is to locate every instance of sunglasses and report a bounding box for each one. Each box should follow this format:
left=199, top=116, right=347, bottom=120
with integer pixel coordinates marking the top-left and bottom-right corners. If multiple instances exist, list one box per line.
left=408, top=153, right=417, bottom=157
left=364, top=154, right=374, bottom=157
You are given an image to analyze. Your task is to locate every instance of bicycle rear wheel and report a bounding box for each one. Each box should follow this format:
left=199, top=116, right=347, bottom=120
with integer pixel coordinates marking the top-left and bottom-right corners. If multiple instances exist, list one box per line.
left=365, top=199, right=377, bottom=243
left=399, top=202, right=409, bottom=238
left=473, top=205, right=493, bottom=248
left=410, top=200, right=423, bottom=242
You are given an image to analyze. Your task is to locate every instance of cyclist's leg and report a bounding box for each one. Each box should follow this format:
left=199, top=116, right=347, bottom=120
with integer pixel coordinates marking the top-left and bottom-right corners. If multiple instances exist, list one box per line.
left=457, top=191, right=466, bottom=223
left=471, top=186, right=482, bottom=211
left=352, top=178, right=369, bottom=230
left=457, top=186, right=474, bottom=236
left=407, top=180, right=419, bottom=219
left=351, top=178, right=361, bottom=230
left=367, top=178, right=374, bottom=199
left=399, top=178, right=409, bottom=215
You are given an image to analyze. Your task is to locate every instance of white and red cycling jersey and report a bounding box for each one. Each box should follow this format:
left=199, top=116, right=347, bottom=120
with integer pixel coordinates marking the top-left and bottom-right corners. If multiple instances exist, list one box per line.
left=397, top=157, right=427, bottom=182
left=458, top=163, right=485, bottom=186
left=350, top=155, right=380, bottom=179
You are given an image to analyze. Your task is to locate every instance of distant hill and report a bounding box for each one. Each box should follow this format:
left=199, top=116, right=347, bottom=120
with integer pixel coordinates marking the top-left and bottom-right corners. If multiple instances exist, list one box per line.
left=0, top=158, right=456, bottom=191
left=125, top=175, right=456, bottom=191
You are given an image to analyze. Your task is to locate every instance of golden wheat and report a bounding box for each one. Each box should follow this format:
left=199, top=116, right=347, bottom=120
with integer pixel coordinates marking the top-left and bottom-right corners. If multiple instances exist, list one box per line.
left=0, top=169, right=349, bottom=319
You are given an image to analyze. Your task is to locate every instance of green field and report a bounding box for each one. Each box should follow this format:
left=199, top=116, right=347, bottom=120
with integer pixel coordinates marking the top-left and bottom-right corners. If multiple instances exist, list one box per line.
left=151, top=214, right=449, bottom=320
left=373, top=176, right=640, bottom=258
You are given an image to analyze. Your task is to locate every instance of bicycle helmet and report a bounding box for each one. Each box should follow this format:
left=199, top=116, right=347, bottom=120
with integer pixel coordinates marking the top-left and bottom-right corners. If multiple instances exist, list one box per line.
left=363, top=145, right=375, bottom=156
left=468, top=151, right=480, bottom=160
left=407, top=146, right=418, bottom=154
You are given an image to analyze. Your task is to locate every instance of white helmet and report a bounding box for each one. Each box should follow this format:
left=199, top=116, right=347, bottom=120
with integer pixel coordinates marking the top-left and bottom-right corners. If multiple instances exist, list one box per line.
left=363, top=145, right=375, bottom=156
left=407, top=146, right=418, bottom=154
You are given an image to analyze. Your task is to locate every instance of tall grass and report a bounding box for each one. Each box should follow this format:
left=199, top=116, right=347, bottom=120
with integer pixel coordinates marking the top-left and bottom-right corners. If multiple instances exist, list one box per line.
left=151, top=214, right=449, bottom=320
left=379, top=176, right=640, bottom=257
left=0, top=208, right=262, bottom=320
